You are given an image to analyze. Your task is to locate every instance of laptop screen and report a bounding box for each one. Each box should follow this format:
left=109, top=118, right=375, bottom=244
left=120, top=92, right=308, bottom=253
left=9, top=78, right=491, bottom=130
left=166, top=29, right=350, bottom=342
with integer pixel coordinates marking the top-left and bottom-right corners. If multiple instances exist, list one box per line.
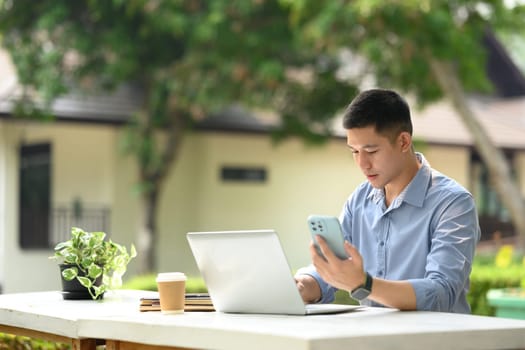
left=187, top=230, right=308, bottom=315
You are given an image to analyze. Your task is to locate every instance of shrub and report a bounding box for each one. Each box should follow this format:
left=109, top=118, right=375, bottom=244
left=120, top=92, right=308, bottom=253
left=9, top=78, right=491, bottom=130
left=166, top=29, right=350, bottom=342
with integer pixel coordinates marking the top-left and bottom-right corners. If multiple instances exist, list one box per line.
left=123, top=274, right=208, bottom=293
left=0, top=333, right=69, bottom=350
left=468, top=252, right=525, bottom=316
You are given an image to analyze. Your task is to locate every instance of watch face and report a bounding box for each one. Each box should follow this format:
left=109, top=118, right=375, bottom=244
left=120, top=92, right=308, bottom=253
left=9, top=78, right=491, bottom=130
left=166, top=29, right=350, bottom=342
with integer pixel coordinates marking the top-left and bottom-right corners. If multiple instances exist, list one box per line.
left=351, top=287, right=370, bottom=301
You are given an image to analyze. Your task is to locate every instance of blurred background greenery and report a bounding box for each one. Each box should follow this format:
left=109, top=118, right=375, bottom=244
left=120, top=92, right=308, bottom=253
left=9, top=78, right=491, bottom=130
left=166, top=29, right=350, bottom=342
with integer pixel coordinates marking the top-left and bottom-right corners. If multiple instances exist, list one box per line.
left=1, top=0, right=525, bottom=275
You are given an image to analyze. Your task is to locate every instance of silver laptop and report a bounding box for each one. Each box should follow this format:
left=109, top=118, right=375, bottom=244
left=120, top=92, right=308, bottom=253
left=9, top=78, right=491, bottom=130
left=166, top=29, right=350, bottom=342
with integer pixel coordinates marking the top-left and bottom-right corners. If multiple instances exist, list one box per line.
left=186, top=229, right=361, bottom=315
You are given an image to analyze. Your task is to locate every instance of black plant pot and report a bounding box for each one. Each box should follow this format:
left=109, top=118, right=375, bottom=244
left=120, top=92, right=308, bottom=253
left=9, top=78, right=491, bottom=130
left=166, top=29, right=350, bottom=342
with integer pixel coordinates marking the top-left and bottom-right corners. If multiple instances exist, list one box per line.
left=59, top=264, right=104, bottom=300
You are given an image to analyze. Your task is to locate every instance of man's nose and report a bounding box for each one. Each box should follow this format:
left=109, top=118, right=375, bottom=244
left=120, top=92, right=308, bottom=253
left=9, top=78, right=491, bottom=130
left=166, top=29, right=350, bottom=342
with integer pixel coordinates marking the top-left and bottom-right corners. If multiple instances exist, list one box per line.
left=357, top=154, right=371, bottom=169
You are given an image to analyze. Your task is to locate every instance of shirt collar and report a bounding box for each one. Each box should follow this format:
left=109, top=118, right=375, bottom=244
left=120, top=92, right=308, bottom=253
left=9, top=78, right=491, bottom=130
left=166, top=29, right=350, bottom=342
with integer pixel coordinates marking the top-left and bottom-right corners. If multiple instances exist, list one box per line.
left=367, top=152, right=431, bottom=208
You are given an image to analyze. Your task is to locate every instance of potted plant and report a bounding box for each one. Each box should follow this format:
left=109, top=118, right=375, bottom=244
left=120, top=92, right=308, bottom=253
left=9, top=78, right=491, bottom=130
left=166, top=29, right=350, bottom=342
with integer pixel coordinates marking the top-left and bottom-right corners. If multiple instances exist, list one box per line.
left=50, top=227, right=137, bottom=300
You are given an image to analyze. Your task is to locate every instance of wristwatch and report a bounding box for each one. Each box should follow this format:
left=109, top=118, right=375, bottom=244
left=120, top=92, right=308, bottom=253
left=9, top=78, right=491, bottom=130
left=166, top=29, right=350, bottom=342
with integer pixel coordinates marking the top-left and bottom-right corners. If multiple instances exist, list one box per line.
left=350, top=272, right=373, bottom=301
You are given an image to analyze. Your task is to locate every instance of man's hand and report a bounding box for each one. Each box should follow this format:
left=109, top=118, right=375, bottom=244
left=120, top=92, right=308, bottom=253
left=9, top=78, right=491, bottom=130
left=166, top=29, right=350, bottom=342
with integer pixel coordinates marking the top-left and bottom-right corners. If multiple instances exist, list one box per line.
left=311, top=235, right=365, bottom=292
left=294, top=274, right=321, bottom=304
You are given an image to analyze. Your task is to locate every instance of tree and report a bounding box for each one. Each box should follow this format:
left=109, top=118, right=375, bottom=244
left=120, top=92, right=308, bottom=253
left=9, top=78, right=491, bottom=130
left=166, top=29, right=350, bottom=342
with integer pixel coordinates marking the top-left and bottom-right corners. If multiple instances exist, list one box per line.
left=0, top=0, right=356, bottom=273
left=283, top=0, right=525, bottom=248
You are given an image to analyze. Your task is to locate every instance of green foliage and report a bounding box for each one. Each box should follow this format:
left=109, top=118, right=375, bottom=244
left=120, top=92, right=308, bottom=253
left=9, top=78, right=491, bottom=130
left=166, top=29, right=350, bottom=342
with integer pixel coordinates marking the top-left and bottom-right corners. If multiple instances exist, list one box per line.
left=469, top=246, right=525, bottom=316
left=0, top=0, right=358, bottom=150
left=284, top=0, right=525, bottom=105
left=334, top=289, right=359, bottom=306
left=50, top=227, right=137, bottom=300
left=0, top=333, right=69, bottom=350
left=123, top=274, right=208, bottom=293
left=469, top=261, right=524, bottom=316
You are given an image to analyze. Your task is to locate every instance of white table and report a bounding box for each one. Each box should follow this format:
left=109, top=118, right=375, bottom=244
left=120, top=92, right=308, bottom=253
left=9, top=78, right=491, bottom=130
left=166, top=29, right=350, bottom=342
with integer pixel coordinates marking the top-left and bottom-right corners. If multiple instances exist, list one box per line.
left=1, top=290, right=525, bottom=350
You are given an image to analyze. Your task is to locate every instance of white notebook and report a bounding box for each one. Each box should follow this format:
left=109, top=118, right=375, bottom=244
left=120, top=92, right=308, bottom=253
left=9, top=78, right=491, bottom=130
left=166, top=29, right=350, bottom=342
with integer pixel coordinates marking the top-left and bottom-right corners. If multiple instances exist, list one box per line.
left=186, top=229, right=361, bottom=315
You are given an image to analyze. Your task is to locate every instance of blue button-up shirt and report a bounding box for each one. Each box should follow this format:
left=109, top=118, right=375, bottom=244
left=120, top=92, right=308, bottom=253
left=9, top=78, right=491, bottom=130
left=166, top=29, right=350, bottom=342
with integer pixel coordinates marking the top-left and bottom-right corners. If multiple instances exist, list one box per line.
left=298, top=153, right=480, bottom=313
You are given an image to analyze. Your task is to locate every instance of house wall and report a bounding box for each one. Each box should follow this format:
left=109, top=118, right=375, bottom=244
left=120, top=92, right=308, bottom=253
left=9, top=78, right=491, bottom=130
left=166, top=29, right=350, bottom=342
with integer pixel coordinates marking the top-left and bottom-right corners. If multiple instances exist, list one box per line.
left=0, top=121, right=118, bottom=293
left=112, top=131, right=360, bottom=278
left=424, top=146, right=470, bottom=187
left=0, top=120, right=517, bottom=293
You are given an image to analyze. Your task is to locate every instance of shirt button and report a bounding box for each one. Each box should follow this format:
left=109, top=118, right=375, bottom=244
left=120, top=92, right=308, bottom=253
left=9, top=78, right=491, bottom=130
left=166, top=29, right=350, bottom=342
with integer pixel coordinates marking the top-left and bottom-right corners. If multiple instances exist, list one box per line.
left=380, top=241, right=385, bottom=246
left=378, top=270, right=384, bottom=276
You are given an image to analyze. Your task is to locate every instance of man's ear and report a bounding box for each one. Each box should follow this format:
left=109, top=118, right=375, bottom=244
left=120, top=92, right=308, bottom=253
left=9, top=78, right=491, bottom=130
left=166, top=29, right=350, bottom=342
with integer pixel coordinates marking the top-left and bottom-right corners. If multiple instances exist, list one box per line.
left=399, top=132, right=412, bottom=152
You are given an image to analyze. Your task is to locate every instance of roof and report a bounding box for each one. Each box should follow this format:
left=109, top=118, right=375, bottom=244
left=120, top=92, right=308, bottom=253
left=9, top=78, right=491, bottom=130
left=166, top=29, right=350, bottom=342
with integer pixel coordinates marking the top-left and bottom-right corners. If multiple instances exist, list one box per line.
left=196, top=105, right=276, bottom=134
left=326, top=96, right=525, bottom=150
left=0, top=50, right=143, bottom=124
left=410, top=97, right=525, bottom=150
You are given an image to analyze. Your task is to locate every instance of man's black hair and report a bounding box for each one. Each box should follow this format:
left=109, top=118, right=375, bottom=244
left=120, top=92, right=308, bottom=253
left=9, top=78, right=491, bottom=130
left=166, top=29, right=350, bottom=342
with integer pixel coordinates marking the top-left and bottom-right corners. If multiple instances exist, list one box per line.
left=342, top=89, right=413, bottom=140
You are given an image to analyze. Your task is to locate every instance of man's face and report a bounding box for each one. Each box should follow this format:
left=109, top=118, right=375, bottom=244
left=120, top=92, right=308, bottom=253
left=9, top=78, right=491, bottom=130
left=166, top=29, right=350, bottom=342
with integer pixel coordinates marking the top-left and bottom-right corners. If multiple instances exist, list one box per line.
left=346, top=126, right=405, bottom=189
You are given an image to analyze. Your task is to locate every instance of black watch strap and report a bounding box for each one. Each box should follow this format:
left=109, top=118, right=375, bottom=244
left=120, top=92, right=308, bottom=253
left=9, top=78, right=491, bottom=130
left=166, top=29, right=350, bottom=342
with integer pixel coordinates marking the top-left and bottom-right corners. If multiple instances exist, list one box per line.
left=350, top=272, right=373, bottom=301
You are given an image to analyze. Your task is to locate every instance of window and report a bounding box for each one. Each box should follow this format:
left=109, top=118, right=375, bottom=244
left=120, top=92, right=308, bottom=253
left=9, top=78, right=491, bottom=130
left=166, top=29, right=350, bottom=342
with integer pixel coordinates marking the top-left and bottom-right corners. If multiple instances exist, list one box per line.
left=471, top=151, right=515, bottom=240
left=220, top=166, right=267, bottom=183
left=19, top=143, right=52, bottom=249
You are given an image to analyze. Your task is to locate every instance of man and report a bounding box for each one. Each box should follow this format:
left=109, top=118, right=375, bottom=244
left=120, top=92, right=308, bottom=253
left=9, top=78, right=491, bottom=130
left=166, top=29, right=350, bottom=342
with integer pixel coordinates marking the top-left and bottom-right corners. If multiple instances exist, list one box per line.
left=295, top=88, right=480, bottom=313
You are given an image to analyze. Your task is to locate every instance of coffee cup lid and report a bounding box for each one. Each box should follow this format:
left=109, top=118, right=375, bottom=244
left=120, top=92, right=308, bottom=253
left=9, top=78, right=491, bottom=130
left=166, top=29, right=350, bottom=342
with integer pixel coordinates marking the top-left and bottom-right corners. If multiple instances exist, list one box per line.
left=156, top=272, right=187, bottom=282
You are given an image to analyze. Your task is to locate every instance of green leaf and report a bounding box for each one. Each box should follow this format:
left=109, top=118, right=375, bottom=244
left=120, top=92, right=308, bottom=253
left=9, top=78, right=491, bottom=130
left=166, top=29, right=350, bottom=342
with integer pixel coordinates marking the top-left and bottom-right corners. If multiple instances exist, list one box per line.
left=92, top=284, right=106, bottom=298
left=61, top=267, right=78, bottom=281
left=77, top=276, right=93, bottom=289
left=88, top=264, right=103, bottom=279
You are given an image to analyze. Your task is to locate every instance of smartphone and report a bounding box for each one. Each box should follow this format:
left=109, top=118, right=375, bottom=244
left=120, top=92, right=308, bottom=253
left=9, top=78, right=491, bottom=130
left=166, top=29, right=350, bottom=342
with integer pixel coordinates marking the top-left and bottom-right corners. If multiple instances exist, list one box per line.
left=307, top=215, right=349, bottom=260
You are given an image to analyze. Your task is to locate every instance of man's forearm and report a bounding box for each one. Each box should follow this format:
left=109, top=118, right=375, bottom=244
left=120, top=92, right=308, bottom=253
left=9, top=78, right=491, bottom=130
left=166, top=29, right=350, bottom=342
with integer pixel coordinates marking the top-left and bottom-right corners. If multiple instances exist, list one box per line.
left=368, top=278, right=417, bottom=310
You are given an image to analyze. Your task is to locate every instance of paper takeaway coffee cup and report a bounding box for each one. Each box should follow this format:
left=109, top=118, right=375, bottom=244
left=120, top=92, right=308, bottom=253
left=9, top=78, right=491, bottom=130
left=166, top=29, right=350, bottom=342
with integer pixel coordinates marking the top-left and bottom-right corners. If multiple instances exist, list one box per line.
left=156, top=272, right=187, bottom=314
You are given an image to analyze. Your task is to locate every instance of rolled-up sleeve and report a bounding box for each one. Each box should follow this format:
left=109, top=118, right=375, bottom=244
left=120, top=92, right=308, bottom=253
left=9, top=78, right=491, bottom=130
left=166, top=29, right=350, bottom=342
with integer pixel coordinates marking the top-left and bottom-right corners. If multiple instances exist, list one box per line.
left=409, top=192, right=479, bottom=313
